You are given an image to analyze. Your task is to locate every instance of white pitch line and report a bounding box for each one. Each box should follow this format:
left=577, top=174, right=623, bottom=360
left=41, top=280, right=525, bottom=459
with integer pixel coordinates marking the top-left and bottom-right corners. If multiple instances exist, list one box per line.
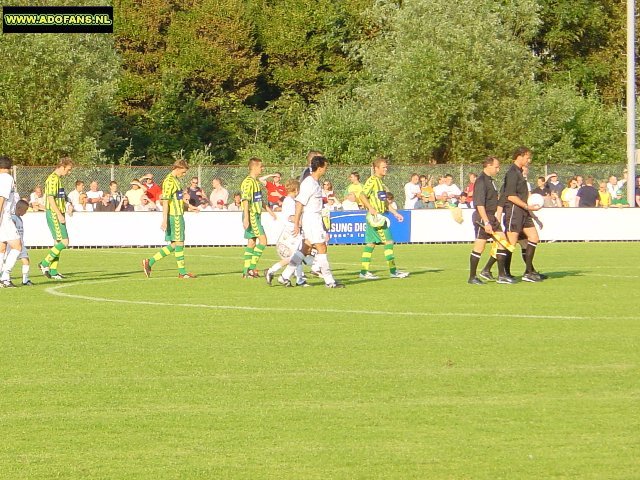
left=43, top=279, right=637, bottom=321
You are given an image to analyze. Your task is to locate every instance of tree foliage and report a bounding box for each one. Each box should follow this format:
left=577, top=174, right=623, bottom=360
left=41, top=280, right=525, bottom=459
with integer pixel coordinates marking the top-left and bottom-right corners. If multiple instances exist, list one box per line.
left=0, top=0, right=632, bottom=166
left=0, top=34, right=119, bottom=165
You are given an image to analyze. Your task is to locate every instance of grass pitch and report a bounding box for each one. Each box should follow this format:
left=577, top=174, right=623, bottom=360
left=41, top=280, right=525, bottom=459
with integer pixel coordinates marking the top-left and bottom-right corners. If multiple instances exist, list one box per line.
left=1, top=242, right=639, bottom=479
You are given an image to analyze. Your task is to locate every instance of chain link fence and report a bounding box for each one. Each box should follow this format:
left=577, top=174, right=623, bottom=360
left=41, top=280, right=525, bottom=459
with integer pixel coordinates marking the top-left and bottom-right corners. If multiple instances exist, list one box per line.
left=12, top=163, right=629, bottom=202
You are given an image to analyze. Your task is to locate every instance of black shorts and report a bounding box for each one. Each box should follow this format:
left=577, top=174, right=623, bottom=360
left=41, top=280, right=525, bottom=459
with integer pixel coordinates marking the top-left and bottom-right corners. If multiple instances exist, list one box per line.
left=504, top=205, right=534, bottom=233
left=472, top=212, right=502, bottom=240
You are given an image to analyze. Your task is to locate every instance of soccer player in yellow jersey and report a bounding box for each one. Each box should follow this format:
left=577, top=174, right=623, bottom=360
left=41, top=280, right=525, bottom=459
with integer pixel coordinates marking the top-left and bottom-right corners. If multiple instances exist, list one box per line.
left=240, top=157, right=276, bottom=278
left=142, top=159, right=195, bottom=279
left=38, top=157, right=73, bottom=280
left=359, top=157, right=409, bottom=279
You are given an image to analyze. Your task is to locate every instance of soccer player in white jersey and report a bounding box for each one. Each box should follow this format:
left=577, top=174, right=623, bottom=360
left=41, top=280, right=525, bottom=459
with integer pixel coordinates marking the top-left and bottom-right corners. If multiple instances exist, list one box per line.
left=2, top=198, right=33, bottom=286
left=265, top=179, right=309, bottom=287
left=277, top=155, right=345, bottom=288
left=0, top=156, right=24, bottom=288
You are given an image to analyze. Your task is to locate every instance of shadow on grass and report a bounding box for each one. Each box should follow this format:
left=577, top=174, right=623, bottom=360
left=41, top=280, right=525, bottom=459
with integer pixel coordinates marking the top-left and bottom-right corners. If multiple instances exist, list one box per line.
left=541, top=270, right=583, bottom=279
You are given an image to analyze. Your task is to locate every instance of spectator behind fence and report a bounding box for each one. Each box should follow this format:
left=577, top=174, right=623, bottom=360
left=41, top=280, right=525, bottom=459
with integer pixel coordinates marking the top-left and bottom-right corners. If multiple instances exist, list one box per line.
left=576, top=175, right=584, bottom=189
left=387, top=192, right=398, bottom=211
left=458, top=192, right=471, bottom=208
left=419, top=175, right=435, bottom=208
left=544, top=190, right=563, bottom=208
left=187, top=177, right=204, bottom=206
left=434, top=174, right=461, bottom=204
left=576, top=176, right=599, bottom=207
left=73, top=192, right=92, bottom=212
left=134, top=195, right=157, bottom=212
left=67, top=180, right=84, bottom=208
left=463, top=173, right=477, bottom=206
left=260, top=172, right=286, bottom=210
left=86, top=181, right=103, bottom=207
left=531, top=177, right=550, bottom=197
left=95, top=192, right=116, bottom=212
left=213, top=199, right=227, bottom=210
left=611, top=188, right=629, bottom=207
left=108, top=181, right=123, bottom=207
left=341, top=192, right=360, bottom=210
left=327, top=195, right=341, bottom=211
left=227, top=192, right=242, bottom=211
left=545, top=173, right=563, bottom=195
left=125, top=180, right=146, bottom=206
left=346, top=172, right=363, bottom=207
left=636, top=175, right=640, bottom=207
left=29, top=185, right=46, bottom=211
left=606, top=174, right=626, bottom=197
left=140, top=173, right=162, bottom=203
left=404, top=173, right=421, bottom=209
left=321, top=180, right=334, bottom=200
left=117, top=196, right=134, bottom=212
left=597, top=182, right=611, bottom=207
left=561, top=177, right=579, bottom=207
left=209, top=177, right=229, bottom=208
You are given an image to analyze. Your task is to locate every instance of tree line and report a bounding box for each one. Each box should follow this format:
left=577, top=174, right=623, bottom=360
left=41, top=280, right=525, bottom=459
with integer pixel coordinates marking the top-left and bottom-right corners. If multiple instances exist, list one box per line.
left=0, top=0, right=636, bottom=166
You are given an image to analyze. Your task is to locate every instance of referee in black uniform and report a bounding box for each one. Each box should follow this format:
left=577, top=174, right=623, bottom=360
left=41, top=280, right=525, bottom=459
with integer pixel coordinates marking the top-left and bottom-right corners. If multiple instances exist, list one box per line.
left=502, top=146, right=543, bottom=282
left=468, top=156, right=512, bottom=284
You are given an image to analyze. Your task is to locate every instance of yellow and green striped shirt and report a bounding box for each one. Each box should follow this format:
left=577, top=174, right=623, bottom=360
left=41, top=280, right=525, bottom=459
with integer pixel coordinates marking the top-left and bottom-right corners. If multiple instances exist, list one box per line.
left=362, top=175, right=389, bottom=213
left=240, top=176, right=263, bottom=215
left=44, top=172, right=67, bottom=213
left=161, top=173, right=184, bottom=216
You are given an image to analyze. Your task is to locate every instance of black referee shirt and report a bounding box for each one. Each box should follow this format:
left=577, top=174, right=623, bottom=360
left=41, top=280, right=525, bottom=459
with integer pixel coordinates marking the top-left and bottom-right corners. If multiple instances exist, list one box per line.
left=502, top=163, right=529, bottom=205
left=473, top=172, right=499, bottom=214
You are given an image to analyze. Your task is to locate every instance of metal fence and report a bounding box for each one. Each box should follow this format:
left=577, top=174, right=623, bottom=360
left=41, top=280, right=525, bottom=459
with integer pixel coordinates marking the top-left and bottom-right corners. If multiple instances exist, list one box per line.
left=12, top=163, right=629, bottom=201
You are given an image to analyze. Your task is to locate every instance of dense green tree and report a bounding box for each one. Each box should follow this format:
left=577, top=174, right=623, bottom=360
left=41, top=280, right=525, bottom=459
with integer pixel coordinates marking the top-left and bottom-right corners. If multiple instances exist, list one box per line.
left=0, top=34, right=119, bottom=165
left=303, top=0, right=626, bottom=164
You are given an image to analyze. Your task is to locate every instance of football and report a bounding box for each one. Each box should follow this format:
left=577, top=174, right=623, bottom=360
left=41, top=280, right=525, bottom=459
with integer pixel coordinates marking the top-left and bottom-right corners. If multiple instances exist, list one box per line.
left=527, top=193, right=545, bottom=209
left=366, top=212, right=388, bottom=228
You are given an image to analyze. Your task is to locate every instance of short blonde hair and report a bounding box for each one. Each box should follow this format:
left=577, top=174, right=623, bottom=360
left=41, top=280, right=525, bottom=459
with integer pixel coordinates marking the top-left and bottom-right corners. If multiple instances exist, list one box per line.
left=285, top=178, right=300, bottom=194
left=172, top=159, right=189, bottom=170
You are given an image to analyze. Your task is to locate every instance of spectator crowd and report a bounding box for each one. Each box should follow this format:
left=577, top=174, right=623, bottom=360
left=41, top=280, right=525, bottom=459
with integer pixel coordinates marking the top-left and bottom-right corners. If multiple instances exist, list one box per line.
left=19, top=168, right=640, bottom=215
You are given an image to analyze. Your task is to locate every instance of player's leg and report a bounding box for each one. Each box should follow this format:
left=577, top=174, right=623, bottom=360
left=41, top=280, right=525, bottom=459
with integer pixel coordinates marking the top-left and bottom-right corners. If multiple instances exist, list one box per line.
left=40, top=211, right=68, bottom=278
left=469, top=236, right=487, bottom=284
left=21, top=257, right=32, bottom=286
left=313, top=242, right=343, bottom=288
left=144, top=243, right=175, bottom=277
left=243, top=237, right=256, bottom=277
left=279, top=242, right=310, bottom=286
left=359, top=242, right=377, bottom=279
left=1, top=238, right=22, bottom=286
left=522, top=224, right=541, bottom=281
left=174, top=241, right=193, bottom=278
left=249, top=232, right=267, bottom=274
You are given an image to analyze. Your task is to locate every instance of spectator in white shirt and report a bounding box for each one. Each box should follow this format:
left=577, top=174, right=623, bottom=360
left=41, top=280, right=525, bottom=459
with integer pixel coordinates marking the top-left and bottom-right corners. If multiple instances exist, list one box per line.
left=67, top=180, right=84, bottom=208
left=433, top=174, right=462, bottom=203
left=134, top=195, right=157, bottom=212
left=209, top=177, right=229, bottom=208
left=606, top=174, right=626, bottom=197
left=85, top=180, right=103, bottom=207
left=404, top=173, right=422, bottom=209
left=227, top=192, right=242, bottom=211
left=29, top=185, right=46, bottom=211
left=341, top=192, right=360, bottom=210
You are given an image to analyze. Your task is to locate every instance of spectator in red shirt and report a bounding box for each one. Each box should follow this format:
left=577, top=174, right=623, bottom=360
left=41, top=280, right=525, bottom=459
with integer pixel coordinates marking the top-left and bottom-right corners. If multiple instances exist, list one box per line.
left=464, top=172, right=477, bottom=206
left=140, top=173, right=162, bottom=203
left=260, top=172, right=286, bottom=210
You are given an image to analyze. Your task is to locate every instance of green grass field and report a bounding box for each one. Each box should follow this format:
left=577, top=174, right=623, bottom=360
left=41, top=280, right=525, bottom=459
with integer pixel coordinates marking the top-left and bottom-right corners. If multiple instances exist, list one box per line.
left=1, top=242, right=639, bottom=479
